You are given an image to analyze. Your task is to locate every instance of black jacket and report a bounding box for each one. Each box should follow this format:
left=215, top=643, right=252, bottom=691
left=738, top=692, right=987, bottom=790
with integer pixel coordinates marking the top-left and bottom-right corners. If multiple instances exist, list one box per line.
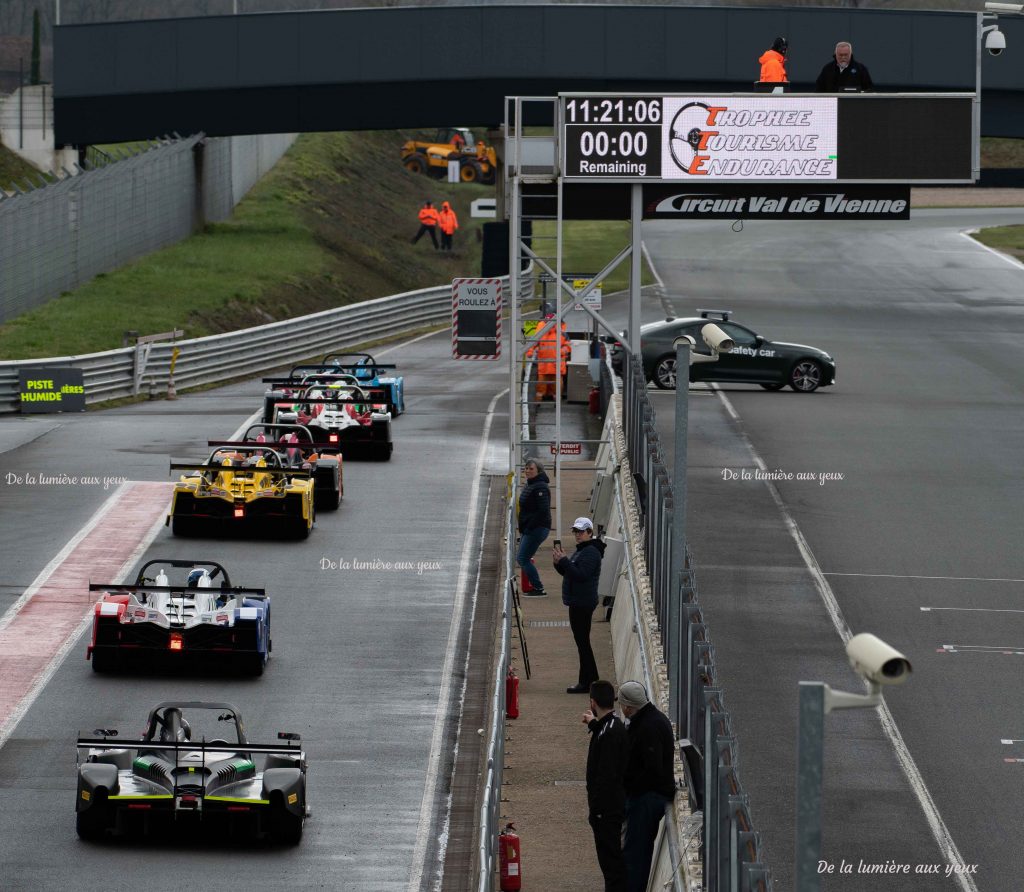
left=586, top=711, right=628, bottom=818
left=555, top=537, right=606, bottom=608
left=815, top=57, right=873, bottom=92
left=517, top=471, right=551, bottom=533
left=624, top=703, right=677, bottom=801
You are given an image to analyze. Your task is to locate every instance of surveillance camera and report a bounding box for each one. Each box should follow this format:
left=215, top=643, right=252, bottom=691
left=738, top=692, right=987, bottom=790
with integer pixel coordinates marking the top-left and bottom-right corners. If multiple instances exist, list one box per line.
left=846, top=633, right=912, bottom=686
left=985, top=1, right=1023, bottom=12
left=672, top=334, right=697, bottom=349
left=701, top=323, right=735, bottom=354
left=986, top=28, right=1006, bottom=55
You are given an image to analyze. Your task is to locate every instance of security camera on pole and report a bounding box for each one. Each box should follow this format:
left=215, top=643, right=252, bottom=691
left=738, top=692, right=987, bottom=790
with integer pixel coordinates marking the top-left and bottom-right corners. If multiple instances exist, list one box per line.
left=975, top=2, right=1022, bottom=177
left=794, top=634, right=913, bottom=891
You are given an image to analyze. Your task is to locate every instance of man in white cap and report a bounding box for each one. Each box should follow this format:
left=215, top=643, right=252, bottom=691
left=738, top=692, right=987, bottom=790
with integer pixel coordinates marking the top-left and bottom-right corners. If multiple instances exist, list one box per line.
left=553, top=517, right=606, bottom=694
left=618, top=680, right=677, bottom=892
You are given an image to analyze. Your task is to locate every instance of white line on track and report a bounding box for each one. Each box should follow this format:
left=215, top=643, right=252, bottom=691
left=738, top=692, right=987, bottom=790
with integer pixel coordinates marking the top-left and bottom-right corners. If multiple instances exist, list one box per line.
left=711, top=385, right=978, bottom=892
left=921, top=606, right=1024, bottom=614
left=407, top=387, right=508, bottom=892
left=0, top=506, right=168, bottom=751
left=0, top=481, right=131, bottom=635
left=828, top=571, right=1024, bottom=583
left=959, top=229, right=1024, bottom=271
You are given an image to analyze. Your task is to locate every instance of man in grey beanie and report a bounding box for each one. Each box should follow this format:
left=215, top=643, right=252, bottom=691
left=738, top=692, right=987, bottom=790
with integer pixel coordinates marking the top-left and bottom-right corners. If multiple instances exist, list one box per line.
left=618, top=681, right=676, bottom=892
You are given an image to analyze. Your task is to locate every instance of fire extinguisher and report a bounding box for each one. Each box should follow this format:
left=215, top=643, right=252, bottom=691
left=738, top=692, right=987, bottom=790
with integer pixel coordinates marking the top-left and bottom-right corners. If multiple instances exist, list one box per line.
left=505, top=667, right=520, bottom=719
left=588, top=386, right=600, bottom=415
left=499, top=822, right=522, bottom=891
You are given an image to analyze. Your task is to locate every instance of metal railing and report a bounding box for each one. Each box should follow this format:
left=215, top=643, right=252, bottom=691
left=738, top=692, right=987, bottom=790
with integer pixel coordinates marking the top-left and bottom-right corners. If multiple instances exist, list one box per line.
left=619, top=350, right=773, bottom=891
left=0, top=281, right=479, bottom=413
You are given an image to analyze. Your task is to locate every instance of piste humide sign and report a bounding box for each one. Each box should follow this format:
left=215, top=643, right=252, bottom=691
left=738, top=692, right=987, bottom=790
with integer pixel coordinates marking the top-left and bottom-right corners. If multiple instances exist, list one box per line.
left=643, top=184, right=909, bottom=220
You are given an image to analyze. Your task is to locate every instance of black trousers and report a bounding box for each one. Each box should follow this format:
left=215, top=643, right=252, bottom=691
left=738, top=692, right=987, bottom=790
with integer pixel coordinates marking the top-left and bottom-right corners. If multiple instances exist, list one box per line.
left=412, top=224, right=438, bottom=248
left=440, top=231, right=453, bottom=251
left=569, top=605, right=599, bottom=686
left=589, top=812, right=627, bottom=892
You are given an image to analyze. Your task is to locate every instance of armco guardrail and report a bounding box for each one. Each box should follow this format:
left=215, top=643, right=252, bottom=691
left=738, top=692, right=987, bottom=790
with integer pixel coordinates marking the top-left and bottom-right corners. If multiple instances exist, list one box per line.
left=0, top=277, right=529, bottom=413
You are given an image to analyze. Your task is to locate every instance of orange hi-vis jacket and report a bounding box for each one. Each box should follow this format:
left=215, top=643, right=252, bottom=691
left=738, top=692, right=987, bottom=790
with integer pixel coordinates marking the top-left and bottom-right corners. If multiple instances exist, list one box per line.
left=758, top=49, right=788, bottom=83
left=438, top=202, right=459, bottom=236
left=418, top=205, right=439, bottom=226
left=527, top=323, right=570, bottom=376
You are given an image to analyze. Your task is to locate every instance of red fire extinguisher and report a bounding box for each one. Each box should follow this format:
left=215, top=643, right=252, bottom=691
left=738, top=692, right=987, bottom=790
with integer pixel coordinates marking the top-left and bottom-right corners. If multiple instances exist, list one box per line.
left=499, top=822, right=522, bottom=891
left=588, top=386, right=600, bottom=415
left=505, top=667, right=520, bottom=719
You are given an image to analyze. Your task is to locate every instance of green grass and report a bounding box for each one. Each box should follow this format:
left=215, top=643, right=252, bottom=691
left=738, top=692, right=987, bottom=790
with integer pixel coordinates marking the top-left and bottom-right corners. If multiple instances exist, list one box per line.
left=971, top=225, right=1024, bottom=260
left=0, top=140, right=52, bottom=191
left=531, top=221, right=655, bottom=294
left=0, top=130, right=491, bottom=359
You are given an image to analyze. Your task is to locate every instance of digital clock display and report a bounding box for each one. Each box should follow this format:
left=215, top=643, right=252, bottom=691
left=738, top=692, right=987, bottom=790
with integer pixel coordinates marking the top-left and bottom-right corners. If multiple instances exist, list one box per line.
left=563, top=94, right=838, bottom=182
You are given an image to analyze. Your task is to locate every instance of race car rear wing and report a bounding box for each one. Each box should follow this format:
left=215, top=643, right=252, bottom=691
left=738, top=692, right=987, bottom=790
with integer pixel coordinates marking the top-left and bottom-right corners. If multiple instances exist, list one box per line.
left=88, top=583, right=268, bottom=598
left=76, top=737, right=302, bottom=757
left=321, top=353, right=398, bottom=371
left=169, top=462, right=311, bottom=477
left=263, top=383, right=390, bottom=402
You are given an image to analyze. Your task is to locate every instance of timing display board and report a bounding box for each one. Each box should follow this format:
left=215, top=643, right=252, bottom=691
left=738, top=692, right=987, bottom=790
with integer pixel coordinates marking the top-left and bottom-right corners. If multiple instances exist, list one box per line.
left=561, top=94, right=974, bottom=184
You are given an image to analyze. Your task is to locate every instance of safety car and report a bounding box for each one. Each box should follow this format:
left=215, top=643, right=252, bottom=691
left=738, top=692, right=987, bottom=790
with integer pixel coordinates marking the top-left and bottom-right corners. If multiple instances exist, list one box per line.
left=75, top=701, right=307, bottom=844
left=610, top=309, right=836, bottom=393
left=207, top=423, right=342, bottom=512
left=168, top=445, right=316, bottom=538
left=87, top=560, right=271, bottom=676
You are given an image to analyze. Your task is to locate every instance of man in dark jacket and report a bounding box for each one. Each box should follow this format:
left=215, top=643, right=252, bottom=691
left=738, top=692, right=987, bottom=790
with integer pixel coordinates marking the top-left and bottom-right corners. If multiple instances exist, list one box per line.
left=553, top=516, right=606, bottom=693
left=815, top=41, right=873, bottom=92
left=618, top=681, right=677, bottom=892
left=582, top=679, right=629, bottom=892
left=517, top=459, right=551, bottom=595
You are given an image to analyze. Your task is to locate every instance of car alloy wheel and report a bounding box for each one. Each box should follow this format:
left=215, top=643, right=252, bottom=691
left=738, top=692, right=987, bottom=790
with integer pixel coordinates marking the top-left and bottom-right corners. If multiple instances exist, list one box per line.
left=652, top=355, right=678, bottom=389
left=789, top=360, right=823, bottom=393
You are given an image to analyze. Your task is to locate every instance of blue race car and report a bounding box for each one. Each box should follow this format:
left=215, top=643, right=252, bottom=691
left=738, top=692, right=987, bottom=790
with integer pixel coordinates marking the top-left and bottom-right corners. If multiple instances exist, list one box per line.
left=321, top=353, right=406, bottom=416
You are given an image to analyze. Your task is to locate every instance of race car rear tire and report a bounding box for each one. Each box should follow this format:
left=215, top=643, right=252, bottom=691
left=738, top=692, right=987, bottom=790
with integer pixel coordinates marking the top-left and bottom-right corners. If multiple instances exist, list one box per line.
left=652, top=355, right=678, bottom=390
left=90, top=648, right=117, bottom=674
left=246, top=654, right=266, bottom=677
left=315, top=483, right=341, bottom=512
left=789, top=360, right=824, bottom=393
left=76, top=793, right=111, bottom=840
left=372, top=443, right=393, bottom=462
left=272, top=805, right=304, bottom=845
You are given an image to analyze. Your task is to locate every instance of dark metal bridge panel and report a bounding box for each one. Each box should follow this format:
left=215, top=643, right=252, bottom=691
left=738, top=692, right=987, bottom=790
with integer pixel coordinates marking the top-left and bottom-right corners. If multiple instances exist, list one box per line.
left=53, top=6, right=1024, bottom=145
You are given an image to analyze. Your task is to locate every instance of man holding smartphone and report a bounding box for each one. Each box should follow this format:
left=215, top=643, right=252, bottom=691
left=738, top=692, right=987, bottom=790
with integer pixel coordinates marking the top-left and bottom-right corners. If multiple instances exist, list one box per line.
left=553, top=517, right=605, bottom=694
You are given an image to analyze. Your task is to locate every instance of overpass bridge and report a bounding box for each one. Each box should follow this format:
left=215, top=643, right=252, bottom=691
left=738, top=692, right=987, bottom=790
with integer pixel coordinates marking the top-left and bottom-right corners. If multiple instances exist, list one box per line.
left=53, top=4, right=1024, bottom=145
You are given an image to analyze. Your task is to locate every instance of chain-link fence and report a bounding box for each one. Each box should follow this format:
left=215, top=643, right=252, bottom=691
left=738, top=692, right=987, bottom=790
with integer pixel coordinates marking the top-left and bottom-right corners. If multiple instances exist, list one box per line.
left=620, top=350, right=773, bottom=891
left=0, top=131, right=295, bottom=325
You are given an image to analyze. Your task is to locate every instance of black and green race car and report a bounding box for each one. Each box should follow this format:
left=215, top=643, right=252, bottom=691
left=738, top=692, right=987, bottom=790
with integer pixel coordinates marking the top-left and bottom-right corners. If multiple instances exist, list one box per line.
left=76, top=701, right=308, bottom=844
left=611, top=309, right=837, bottom=393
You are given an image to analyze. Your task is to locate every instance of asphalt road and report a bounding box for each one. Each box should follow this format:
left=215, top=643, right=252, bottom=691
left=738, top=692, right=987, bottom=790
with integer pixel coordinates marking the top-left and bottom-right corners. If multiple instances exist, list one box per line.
left=0, top=331, right=510, bottom=892
left=631, top=207, right=1024, bottom=890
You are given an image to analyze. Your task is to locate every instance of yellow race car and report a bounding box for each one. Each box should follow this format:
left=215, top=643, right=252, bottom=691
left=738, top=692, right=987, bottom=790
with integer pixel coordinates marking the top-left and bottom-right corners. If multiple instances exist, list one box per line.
left=168, top=446, right=315, bottom=539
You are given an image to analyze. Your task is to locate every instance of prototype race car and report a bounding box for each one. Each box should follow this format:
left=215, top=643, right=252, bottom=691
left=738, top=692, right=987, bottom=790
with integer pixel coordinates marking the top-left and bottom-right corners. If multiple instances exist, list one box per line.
left=207, top=423, right=342, bottom=512
left=265, top=381, right=393, bottom=461
left=87, top=560, right=271, bottom=676
left=610, top=308, right=837, bottom=393
left=168, top=445, right=316, bottom=538
left=321, top=353, right=406, bottom=416
left=75, top=701, right=307, bottom=844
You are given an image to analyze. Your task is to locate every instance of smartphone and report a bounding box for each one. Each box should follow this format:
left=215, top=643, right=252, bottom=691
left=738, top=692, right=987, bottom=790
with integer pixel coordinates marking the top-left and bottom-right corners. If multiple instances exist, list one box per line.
left=553, top=539, right=562, bottom=549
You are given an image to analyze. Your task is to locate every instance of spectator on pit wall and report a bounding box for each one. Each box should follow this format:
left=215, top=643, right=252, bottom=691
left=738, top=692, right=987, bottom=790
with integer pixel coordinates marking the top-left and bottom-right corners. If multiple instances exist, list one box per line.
left=619, top=680, right=677, bottom=892
left=554, top=517, right=605, bottom=694
left=582, top=679, right=629, bottom=892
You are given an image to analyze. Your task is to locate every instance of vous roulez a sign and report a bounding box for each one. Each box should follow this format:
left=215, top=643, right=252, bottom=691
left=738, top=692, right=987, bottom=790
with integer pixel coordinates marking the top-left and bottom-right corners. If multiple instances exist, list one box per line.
left=18, top=368, right=86, bottom=413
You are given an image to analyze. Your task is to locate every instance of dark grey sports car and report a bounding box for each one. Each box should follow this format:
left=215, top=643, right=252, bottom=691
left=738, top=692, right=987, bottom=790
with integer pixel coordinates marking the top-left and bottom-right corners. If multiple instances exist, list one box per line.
left=611, top=309, right=836, bottom=393
left=76, top=701, right=308, bottom=844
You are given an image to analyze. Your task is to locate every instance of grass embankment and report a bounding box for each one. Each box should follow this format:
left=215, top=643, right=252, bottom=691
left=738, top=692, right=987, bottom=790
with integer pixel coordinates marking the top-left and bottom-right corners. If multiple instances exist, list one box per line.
left=0, top=140, right=49, bottom=191
left=531, top=221, right=656, bottom=294
left=0, top=130, right=492, bottom=359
